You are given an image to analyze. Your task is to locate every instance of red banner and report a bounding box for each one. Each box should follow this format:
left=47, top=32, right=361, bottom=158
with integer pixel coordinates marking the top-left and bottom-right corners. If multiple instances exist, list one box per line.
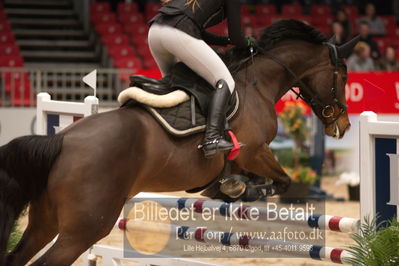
left=276, top=72, right=399, bottom=114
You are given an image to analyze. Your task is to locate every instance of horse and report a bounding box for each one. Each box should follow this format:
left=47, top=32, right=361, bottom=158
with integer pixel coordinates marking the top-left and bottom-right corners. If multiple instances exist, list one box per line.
left=0, top=20, right=357, bottom=265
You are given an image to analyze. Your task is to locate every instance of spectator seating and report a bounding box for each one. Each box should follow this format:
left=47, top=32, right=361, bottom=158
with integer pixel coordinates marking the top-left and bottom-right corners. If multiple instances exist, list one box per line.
left=0, top=44, right=20, bottom=56
left=91, top=1, right=147, bottom=74
left=88, top=1, right=399, bottom=73
left=145, top=2, right=162, bottom=19
left=310, top=5, right=331, bottom=17
left=282, top=4, right=303, bottom=16
left=118, top=2, right=139, bottom=14
left=341, top=5, right=358, bottom=17
left=0, top=5, right=30, bottom=106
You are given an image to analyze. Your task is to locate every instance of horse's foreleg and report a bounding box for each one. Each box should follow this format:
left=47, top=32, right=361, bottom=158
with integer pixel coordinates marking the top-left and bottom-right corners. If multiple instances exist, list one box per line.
left=6, top=193, right=58, bottom=266
left=237, top=143, right=291, bottom=195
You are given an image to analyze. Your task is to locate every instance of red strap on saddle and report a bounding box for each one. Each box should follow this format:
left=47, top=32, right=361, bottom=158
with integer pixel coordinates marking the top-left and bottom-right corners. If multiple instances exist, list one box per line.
left=227, top=130, right=240, bottom=160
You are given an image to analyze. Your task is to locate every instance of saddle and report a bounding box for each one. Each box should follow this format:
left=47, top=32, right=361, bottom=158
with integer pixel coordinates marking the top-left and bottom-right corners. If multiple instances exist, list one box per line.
left=118, top=63, right=275, bottom=202
left=119, top=63, right=239, bottom=137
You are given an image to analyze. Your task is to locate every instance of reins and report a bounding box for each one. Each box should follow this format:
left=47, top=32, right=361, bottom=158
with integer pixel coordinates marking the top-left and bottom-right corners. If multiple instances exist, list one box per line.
left=240, top=41, right=347, bottom=126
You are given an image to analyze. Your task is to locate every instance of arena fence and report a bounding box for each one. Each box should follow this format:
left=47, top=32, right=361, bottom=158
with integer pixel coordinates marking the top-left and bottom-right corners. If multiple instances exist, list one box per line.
left=0, top=67, right=133, bottom=107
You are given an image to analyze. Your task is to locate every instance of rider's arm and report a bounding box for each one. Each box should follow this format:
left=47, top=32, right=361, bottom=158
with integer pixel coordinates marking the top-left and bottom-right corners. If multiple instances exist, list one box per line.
left=202, top=31, right=230, bottom=46
left=225, top=0, right=247, bottom=48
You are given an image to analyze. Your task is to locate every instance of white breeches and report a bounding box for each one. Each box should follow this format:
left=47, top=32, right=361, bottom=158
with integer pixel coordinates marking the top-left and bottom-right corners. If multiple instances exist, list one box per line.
left=148, top=24, right=235, bottom=93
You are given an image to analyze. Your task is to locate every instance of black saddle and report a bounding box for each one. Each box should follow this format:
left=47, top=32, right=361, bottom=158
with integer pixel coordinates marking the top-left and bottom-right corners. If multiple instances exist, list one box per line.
left=130, top=75, right=174, bottom=95
left=123, top=62, right=239, bottom=137
left=130, top=63, right=225, bottom=115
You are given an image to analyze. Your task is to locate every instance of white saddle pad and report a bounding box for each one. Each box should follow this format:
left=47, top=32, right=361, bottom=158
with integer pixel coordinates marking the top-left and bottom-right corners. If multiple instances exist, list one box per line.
left=118, top=87, right=190, bottom=108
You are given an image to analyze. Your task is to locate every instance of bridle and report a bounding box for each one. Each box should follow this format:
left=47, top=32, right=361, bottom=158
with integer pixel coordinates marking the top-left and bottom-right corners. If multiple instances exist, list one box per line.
left=248, top=42, right=348, bottom=126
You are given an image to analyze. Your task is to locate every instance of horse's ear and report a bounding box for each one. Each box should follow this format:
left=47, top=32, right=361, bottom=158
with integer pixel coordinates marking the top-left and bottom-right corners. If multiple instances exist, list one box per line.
left=328, top=35, right=336, bottom=44
left=337, top=35, right=360, bottom=58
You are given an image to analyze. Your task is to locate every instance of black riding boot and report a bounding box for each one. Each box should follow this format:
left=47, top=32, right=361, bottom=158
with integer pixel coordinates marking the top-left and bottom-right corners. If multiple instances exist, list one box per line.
left=201, top=79, right=234, bottom=158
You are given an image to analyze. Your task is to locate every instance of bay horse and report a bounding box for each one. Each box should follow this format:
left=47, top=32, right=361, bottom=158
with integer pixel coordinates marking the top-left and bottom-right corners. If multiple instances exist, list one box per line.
left=0, top=20, right=357, bottom=265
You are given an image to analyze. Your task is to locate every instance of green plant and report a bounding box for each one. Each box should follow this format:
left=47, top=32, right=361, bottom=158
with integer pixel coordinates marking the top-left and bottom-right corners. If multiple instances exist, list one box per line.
left=272, top=148, right=311, bottom=168
left=278, top=101, right=316, bottom=185
left=344, top=217, right=399, bottom=266
left=7, top=223, right=22, bottom=252
left=279, top=101, right=310, bottom=166
left=283, top=166, right=317, bottom=185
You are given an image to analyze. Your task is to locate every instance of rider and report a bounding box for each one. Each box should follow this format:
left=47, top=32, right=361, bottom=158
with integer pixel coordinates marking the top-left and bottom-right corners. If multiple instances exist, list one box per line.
left=149, top=0, right=249, bottom=158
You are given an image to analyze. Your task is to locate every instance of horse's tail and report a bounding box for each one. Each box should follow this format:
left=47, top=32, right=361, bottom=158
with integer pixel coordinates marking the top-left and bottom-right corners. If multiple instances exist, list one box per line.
left=0, top=134, right=64, bottom=265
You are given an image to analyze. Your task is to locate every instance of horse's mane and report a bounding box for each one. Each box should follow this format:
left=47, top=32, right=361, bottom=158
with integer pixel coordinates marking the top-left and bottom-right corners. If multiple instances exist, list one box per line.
left=221, top=19, right=327, bottom=70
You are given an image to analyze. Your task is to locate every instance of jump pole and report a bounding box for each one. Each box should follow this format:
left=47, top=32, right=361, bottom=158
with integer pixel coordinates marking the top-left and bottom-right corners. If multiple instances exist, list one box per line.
left=116, top=219, right=352, bottom=264
left=129, top=193, right=360, bottom=234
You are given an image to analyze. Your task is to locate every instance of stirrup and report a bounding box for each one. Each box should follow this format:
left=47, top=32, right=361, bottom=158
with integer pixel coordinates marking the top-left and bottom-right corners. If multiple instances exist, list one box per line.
left=198, top=138, right=234, bottom=158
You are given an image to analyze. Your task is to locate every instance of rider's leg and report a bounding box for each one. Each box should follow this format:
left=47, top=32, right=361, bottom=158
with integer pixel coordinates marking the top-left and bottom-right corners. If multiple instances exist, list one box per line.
left=202, top=79, right=235, bottom=157
left=148, top=24, right=178, bottom=76
left=147, top=24, right=238, bottom=157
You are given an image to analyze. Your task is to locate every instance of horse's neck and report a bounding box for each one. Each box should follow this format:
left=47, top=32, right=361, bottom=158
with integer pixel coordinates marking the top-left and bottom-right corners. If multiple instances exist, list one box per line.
left=248, top=42, right=325, bottom=104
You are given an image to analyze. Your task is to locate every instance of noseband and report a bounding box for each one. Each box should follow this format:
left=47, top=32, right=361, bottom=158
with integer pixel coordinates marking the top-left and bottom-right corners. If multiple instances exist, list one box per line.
left=252, top=42, right=348, bottom=126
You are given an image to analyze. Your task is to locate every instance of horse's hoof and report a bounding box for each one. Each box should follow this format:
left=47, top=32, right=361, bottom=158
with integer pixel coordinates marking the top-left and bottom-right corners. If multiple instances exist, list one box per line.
left=273, top=179, right=291, bottom=194
left=220, top=178, right=247, bottom=198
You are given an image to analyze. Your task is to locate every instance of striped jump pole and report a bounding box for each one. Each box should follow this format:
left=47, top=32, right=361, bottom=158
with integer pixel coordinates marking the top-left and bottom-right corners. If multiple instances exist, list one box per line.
left=117, top=218, right=352, bottom=265
left=128, top=193, right=360, bottom=234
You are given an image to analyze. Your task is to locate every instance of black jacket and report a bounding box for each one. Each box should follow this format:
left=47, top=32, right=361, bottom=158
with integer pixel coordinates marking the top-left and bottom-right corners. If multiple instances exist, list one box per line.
left=151, top=0, right=246, bottom=48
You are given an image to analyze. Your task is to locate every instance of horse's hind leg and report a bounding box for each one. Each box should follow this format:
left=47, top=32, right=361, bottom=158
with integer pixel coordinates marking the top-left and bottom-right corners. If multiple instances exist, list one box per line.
left=30, top=201, right=125, bottom=266
left=6, top=192, right=58, bottom=266
left=237, top=143, right=291, bottom=195
left=30, top=178, right=128, bottom=266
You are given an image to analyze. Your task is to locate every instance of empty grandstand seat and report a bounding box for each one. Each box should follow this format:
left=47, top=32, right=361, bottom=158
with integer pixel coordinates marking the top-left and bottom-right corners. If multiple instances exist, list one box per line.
left=101, top=33, right=129, bottom=46
left=316, top=25, right=330, bottom=36
left=118, top=2, right=139, bottom=14
left=311, top=16, right=333, bottom=27
left=389, top=27, right=399, bottom=39
left=282, top=4, right=303, bottom=16
left=130, top=35, right=148, bottom=47
left=0, top=21, right=11, bottom=32
left=124, top=23, right=148, bottom=36
left=240, top=5, right=253, bottom=15
left=119, top=13, right=144, bottom=24
left=342, top=5, right=358, bottom=17
left=146, top=2, right=162, bottom=17
left=107, top=45, right=136, bottom=58
left=0, top=43, right=19, bottom=56
left=375, top=37, right=391, bottom=52
left=0, top=31, right=15, bottom=44
left=144, top=59, right=158, bottom=70
left=381, top=16, right=396, bottom=36
left=0, top=55, right=23, bottom=67
left=392, top=39, right=399, bottom=49
left=90, top=12, right=116, bottom=24
left=310, top=5, right=331, bottom=16
left=90, top=2, right=110, bottom=14
left=290, top=15, right=310, bottom=24
left=241, top=15, right=256, bottom=26
left=257, top=5, right=276, bottom=16
left=135, top=42, right=152, bottom=58
left=207, top=24, right=226, bottom=35
left=95, top=23, right=123, bottom=35
left=0, top=56, right=27, bottom=96
left=139, top=48, right=152, bottom=60
left=380, top=15, right=395, bottom=27
left=114, top=57, right=143, bottom=69
left=271, top=15, right=286, bottom=24
left=0, top=10, right=6, bottom=19
left=256, top=16, right=272, bottom=27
